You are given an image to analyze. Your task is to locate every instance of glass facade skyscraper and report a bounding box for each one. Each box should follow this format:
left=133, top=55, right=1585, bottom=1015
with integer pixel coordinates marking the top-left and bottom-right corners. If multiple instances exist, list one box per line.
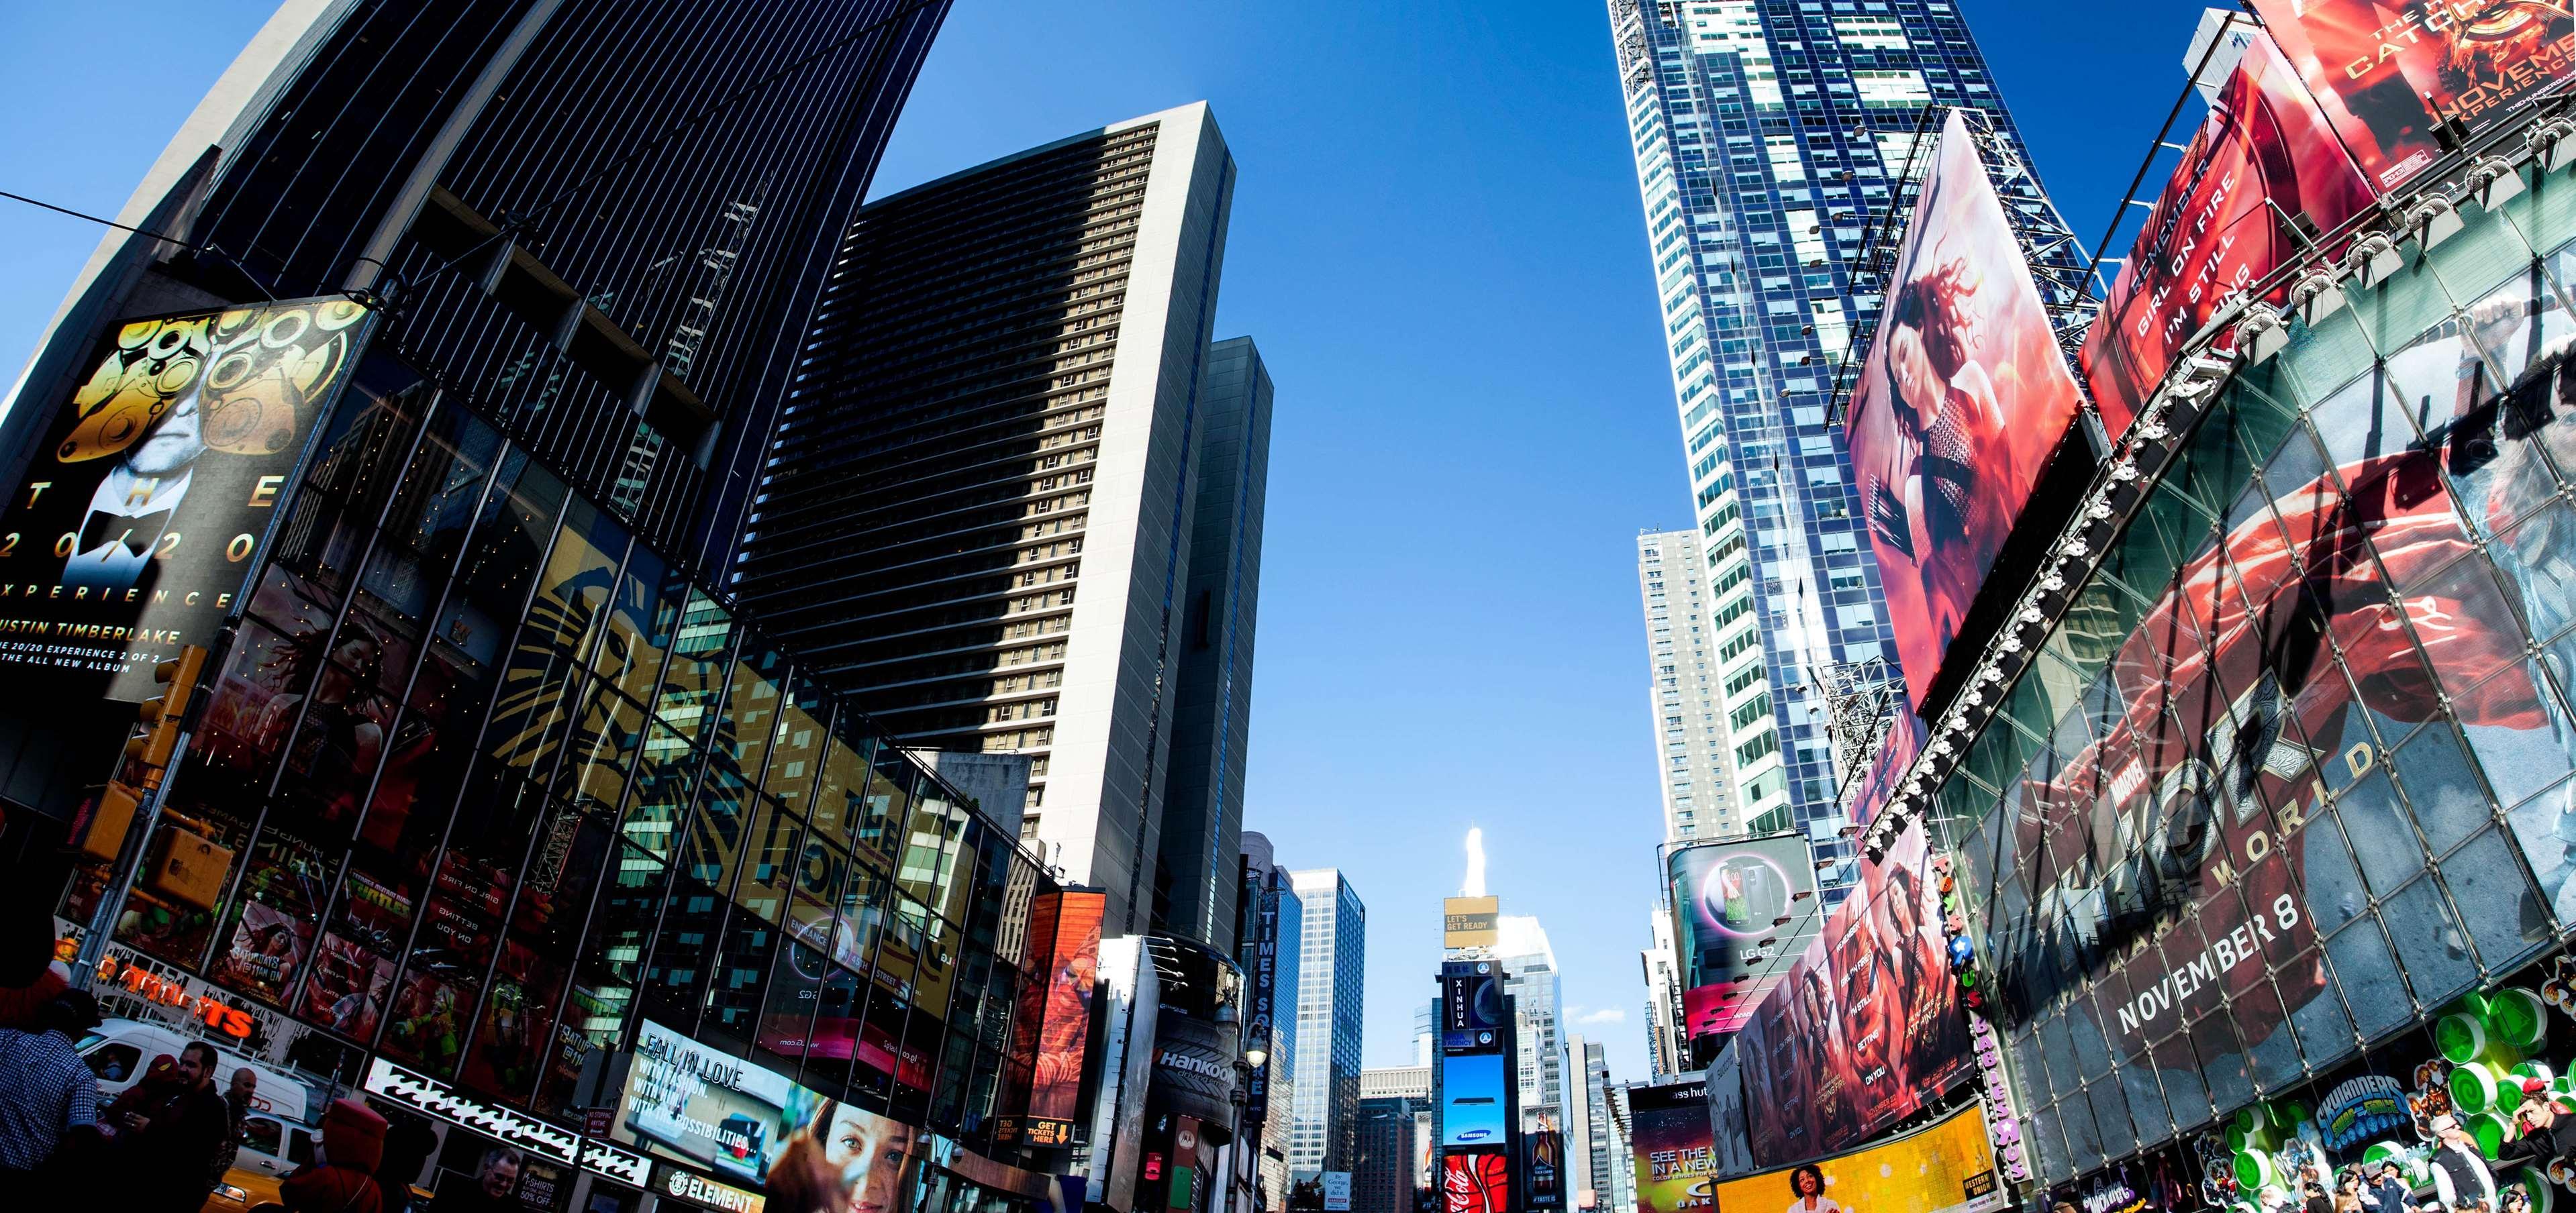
left=1603, top=0, right=2087, bottom=865
left=1288, top=867, right=1366, bottom=1175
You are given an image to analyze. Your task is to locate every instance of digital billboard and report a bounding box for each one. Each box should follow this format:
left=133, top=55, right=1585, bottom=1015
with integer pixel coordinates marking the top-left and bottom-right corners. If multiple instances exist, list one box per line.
left=1442, top=1051, right=1509, bottom=1148
left=2081, top=30, right=2376, bottom=437
left=612, top=1018, right=924, bottom=1210
left=1844, top=111, right=2086, bottom=708
left=1444, top=896, right=1500, bottom=948
left=1711, top=1103, right=2005, bottom=1213
left=1668, top=834, right=1818, bottom=1042
left=1733, top=817, right=1970, bottom=1167
left=1442, top=959, right=1506, bottom=1053
left=1444, top=1151, right=1511, bottom=1213
left=0, top=298, right=373, bottom=699
left=998, top=890, right=1103, bottom=1146
left=2251, top=0, right=2573, bottom=194
left=1628, top=1075, right=1714, bottom=1213
left=1526, top=1112, right=1565, bottom=1210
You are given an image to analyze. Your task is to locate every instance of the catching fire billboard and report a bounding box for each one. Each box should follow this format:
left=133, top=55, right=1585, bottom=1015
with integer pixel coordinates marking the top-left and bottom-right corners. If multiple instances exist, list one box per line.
left=1710, top=1103, right=2005, bottom=1213
left=2082, top=30, right=2377, bottom=437
left=1732, top=817, right=1969, bottom=1168
left=1845, top=111, right=2085, bottom=709
left=2252, top=0, right=2573, bottom=194
left=0, top=299, right=373, bottom=699
left=1668, top=834, right=1817, bottom=1043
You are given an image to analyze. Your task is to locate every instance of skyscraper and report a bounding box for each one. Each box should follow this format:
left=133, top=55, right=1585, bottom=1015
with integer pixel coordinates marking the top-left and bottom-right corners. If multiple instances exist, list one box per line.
left=1289, top=867, right=1367, bottom=1176
left=1576, top=1041, right=1627, bottom=1212
left=1495, top=916, right=1569, bottom=1141
left=732, top=104, right=1258, bottom=942
left=1640, top=908, right=1686, bottom=1078
left=1603, top=0, right=2089, bottom=867
left=1635, top=529, right=1748, bottom=842
left=1154, top=337, right=1274, bottom=944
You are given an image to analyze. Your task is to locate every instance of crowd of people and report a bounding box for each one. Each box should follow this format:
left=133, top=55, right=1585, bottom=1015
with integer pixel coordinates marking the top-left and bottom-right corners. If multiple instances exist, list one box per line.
left=0, top=890, right=442, bottom=1213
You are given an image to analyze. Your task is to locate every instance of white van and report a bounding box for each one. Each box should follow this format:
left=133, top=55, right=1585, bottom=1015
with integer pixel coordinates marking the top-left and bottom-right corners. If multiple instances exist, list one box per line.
left=75, top=1018, right=324, bottom=1183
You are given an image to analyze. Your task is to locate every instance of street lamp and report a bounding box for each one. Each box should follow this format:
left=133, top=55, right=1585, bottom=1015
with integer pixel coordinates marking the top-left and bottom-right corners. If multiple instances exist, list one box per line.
left=1245, top=1039, right=1269, bottom=1069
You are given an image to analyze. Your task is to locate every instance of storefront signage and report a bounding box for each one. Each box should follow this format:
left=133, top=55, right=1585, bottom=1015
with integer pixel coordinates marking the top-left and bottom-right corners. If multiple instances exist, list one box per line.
left=358, top=1057, right=651, bottom=1185
left=658, top=1163, right=766, bottom=1213
left=1148, top=1012, right=1238, bottom=1126
left=1245, top=887, right=1281, bottom=1120
left=2318, top=1075, right=2410, bottom=1149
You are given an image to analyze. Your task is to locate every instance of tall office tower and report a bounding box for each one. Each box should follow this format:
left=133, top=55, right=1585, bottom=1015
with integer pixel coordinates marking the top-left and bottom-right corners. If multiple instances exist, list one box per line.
left=1413, top=1000, right=1435, bottom=1066
left=1636, top=529, right=1747, bottom=842
left=1603, top=0, right=2089, bottom=868
left=1496, top=916, right=1569, bottom=1139
left=1359, top=1068, right=1435, bottom=1213
left=1640, top=908, right=1686, bottom=1078
left=1153, top=337, right=1274, bottom=943
left=1240, top=833, right=1304, bottom=1213
left=1289, top=868, right=1368, bottom=1175
left=732, top=105, right=1250, bottom=940
left=1356, top=1092, right=1426, bottom=1213
left=1578, top=1043, right=1629, bottom=1213
left=0, top=0, right=954, bottom=811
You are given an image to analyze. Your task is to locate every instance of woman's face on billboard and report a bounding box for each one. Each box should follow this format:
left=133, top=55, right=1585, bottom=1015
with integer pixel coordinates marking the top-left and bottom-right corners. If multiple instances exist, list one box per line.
left=823, top=1104, right=917, bottom=1213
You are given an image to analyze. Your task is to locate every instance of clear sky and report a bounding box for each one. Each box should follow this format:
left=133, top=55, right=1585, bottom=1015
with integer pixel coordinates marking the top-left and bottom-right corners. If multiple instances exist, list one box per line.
left=0, top=0, right=2223, bottom=1086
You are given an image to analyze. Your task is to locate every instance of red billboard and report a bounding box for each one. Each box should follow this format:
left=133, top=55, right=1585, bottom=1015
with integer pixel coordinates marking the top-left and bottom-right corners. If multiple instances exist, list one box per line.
left=2083, top=30, right=2377, bottom=437
left=1020, top=891, right=1104, bottom=1141
left=1734, top=817, right=1970, bottom=1167
left=1846, top=111, right=2087, bottom=708
left=2252, top=0, right=2573, bottom=195
left=1445, top=1151, right=1512, bottom=1213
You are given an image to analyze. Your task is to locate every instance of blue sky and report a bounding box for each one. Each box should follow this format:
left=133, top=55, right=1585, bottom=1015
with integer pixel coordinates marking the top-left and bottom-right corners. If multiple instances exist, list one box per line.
left=0, top=0, right=2220, bottom=1084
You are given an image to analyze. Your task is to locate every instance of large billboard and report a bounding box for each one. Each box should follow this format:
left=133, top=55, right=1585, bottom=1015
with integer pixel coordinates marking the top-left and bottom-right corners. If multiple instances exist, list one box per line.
left=611, top=1019, right=924, bottom=1210
left=1628, top=1076, right=1714, bottom=1213
left=2252, top=0, right=2573, bottom=194
left=1734, top=817, right=1971, bottom=1167
left=2082, top=30, right=2377, bottom=437
left=1668, top=834, right=1818, bottom=1043
left=1444, top=896, right=1500, bottom=949
left=1845, top=111, right=2087, bottom=708
left=1441, top=959, right=1507, bottom=1053
left=1711, top=1103, right=2005, bottom=1213
left=1444, top=1151, right=1511, bottom=1213
left=0, top=299, right=373, bottom=699
left=998, top=890, right=1104, bottom=1147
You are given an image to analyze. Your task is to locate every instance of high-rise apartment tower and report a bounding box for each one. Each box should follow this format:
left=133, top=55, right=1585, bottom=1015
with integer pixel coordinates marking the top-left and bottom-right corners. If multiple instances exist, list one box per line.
left=1603, top=0, right=2087, bottom=868
left=1289, top=868, right=1367, bottom=1176
left=733, top=105, right=1261, bottom=942
left=1636, top=529, right=1748, bottom=841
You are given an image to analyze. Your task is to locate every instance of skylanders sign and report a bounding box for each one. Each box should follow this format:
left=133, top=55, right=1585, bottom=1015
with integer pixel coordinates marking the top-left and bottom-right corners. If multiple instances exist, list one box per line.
left=2318, top=1075, right=2410, bottom=1150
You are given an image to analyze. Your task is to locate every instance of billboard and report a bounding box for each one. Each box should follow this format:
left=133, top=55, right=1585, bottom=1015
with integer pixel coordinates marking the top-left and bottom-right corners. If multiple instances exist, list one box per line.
left=1527, top=1112, right=1566, bottom=1210
left=611, top=1018, right=924, bottom=1210
left=1845, top=111, right=2086, bottom=708
left=998, top=890, right=1104, bottom=1145
left=1444, top=896, right=1500, bottom=948
left=1444, top=1152, right=1511, bottom=1213
left=1668, top=834, right=1818, bottom=1042
left=1844, top=707, right=1926, bottom=833
left=1711, top=1103, right=2005, bottom=1213
left=1442, top=959, right=1507, bottom=1053
left=2251, top=0, right=2573, bottom=194
left=1734, top=817, right=1971, bottom=1167
left=1442, top=1051, right=1509, bottom=1148
left=1628, top=1076, right=1715, bottom=1213
left=2081, top=30, right=2377, bottom=437
left=0, top=298, right=373, bottom=699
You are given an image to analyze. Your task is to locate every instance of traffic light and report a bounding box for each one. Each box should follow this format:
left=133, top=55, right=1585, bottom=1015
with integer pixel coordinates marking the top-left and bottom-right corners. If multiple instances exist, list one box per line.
left=124, top=645, right=208, bottom=783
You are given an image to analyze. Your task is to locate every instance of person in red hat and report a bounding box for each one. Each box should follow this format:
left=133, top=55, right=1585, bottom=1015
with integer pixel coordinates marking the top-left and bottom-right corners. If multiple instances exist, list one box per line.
left=280, top=1098, right=387, bottom=1213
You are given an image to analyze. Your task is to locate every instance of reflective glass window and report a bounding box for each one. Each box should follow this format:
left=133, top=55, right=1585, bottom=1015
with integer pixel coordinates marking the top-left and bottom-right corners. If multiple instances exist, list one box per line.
left=2439, top=828, right=2548, bottom=971
left=2508, top=775, right=2576, bottom=925
left=656, top=587, right=736, bottom=743
left=2389, top=719, right=2498, bottom=857
left=2333, top=774, right=2426, bottom=895
left=2322, top=915, right=2411, bottom=1039
left=2380, top=876, right=2478, bottom=1006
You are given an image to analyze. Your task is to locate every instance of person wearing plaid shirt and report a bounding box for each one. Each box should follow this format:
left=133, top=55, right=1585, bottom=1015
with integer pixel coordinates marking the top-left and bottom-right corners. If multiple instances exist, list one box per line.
left=0, top=989, right=103, bottom=1196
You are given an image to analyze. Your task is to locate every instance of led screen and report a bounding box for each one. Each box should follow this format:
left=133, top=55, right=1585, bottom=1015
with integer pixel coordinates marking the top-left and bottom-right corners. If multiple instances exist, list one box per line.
left=1712, top=1103, right=2005, bottom=1213
left=1444, top=1151, right=1510, bottom=1213
left=1441, top=1051, right=1507, bottom=1148
left=2251, top=0, right=2572, bottom=195
left=1668, top=834, right=1817, bottom=1042
left=613, top=1018, right=924, bottom=1205
left=1627, top=1076, right=1714, bottom=1213
left=1845, top=111, right=2086, bottom=708
left=0, top=299, right=373, bottom=699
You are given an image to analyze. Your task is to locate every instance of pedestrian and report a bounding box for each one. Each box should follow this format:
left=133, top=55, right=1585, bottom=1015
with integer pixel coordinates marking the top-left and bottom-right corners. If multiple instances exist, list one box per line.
left=280, top=1098, right=387, bottom=1213
left=2337, top=1172, right=2367, bottom=1213
left=0, top=887, right=68, bottom=1031
left=2308, top=1179, right=2336, bottom=1213
left=433, top=1145, right=523, bottom=1213
left=2366, top=1161, right=2414, bottom=1213
left=376, top=1111, right=438, bottom=1213
left=123, top=1039, right=239, bottom=1212
left=0, top=990, right=105, bottom=1208
left=2433, top=1116, right=2491, bottom=1209
left=213, top=1066, right=258, bottom=1189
